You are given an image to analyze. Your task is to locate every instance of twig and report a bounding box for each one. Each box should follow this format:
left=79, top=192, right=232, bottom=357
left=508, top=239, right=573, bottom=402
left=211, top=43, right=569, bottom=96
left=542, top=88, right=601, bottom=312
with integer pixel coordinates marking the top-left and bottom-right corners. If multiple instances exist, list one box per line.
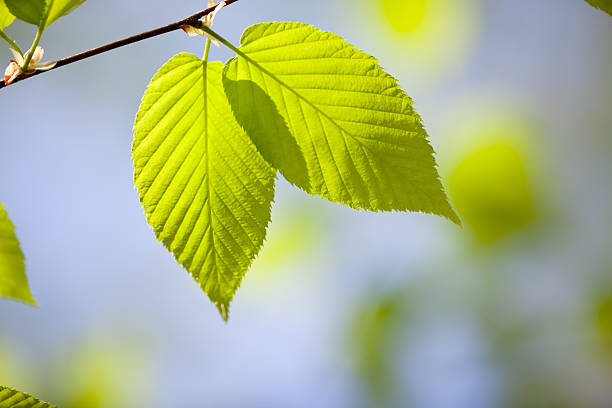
left=0, top=0, right=238, bottom=89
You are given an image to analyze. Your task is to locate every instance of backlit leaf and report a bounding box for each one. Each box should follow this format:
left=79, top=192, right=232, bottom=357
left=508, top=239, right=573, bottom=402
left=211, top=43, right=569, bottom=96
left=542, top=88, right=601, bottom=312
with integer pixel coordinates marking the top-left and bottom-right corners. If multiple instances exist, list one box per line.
left=5, top=0, right=86, bottom=28
left=0, top=385, right=55, bottom=408
left=44, top=0, right=86, bottom=28
left=133, top=55, right=276, bottom=320
left=224, top=22, right=458, bottom=223
left=0, top=202, right=35, bottom=305
left=0, top=0, right=15, bottom=30
left=4, top=0, right=45, bottom=26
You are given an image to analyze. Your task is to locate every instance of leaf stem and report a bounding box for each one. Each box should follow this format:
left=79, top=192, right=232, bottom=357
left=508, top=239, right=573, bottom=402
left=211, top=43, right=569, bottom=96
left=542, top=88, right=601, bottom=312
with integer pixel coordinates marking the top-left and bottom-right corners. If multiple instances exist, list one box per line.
left=0, top=0, right=239, bottom=89
left=21, top=26, right=44, bottom=72
left=201, top=26, right=283, bottom=86
left=203, top=38, right=212, bottom=63
left=0, top=29, right=23, bottom=56
left=201, top=26, right=242, bottom=58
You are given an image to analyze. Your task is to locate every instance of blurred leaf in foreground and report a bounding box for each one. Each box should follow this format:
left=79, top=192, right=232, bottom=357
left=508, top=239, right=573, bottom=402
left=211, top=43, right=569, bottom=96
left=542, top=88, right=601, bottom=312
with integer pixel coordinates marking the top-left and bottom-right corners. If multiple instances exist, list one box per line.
left=584, top=0, right=612, bottom=16
left=0, top=202, right=35, bottom=305
left=49, top=332, right=154, bottom=408
left=591, top=285, right=612, bottom=361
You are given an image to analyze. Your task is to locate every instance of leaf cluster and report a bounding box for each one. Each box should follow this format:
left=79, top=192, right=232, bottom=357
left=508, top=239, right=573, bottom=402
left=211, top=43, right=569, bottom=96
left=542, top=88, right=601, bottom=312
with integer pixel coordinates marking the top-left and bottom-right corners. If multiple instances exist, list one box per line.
left=133, top=22, right=458, bottom=319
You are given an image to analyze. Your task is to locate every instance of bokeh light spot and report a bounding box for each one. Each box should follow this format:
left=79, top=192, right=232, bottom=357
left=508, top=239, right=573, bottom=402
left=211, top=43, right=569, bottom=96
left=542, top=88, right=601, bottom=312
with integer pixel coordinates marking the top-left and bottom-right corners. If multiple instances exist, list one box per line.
left=449, top=143, right=536, bottom=244
left=382, top=0, right=427, bottom=34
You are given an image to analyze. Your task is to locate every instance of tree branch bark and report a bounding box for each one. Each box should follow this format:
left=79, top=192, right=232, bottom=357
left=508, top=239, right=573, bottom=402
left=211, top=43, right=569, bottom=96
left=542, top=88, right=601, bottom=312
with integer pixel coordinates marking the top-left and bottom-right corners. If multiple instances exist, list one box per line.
left=0, top=0, right=238, bottom=89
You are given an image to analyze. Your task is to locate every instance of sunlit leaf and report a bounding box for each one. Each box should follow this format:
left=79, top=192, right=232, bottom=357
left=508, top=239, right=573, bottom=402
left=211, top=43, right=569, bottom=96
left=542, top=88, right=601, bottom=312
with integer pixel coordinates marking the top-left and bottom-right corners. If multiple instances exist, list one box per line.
left=133, top=55, right=276, bottom=320
left=224, top=22, right=458, bottom=224
left=44, top=0, right=86, bottom=28
left=4, top=0, right=46, bottom=26
left=0, top=0, right=15, bottom=30
left=0, top=202, right=35, bottom=305
left=5, top=0, right=86, bottom=28
left=0, top=385, right=55, bottom=408
left=585, top=0, right=612, bottom=16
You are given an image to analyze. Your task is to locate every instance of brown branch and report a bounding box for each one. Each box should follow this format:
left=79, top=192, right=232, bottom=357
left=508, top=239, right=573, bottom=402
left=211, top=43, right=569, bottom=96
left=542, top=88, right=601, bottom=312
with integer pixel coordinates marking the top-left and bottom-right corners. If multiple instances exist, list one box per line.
left=0, top=0, right=238, bottom=89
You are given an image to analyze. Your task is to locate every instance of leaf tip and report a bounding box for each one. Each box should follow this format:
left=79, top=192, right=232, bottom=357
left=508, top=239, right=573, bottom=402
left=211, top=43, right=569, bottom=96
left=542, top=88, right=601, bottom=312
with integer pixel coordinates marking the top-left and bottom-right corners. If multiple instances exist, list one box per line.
left=446, top=209, right=462, bottom=227
left=216, top=301, right=230, bottom=322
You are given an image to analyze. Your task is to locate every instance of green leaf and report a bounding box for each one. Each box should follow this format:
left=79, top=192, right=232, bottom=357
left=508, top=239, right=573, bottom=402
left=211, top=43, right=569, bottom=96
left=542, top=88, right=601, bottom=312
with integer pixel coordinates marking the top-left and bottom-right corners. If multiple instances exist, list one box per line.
left=5, top=0, right=86, bottom=28
left=223, top=22, right=459, bottom=223
left=44, top=0, right=86, bottom=28
left=133, top=54, right=276, bottom=320
left=4, top=0, right=45, bottom=26
left=0, top=385, right=55, bottom=408
left=0, top=0, right=15, bottom=30
left=585, top=0, right=612, bottom=16
left=0, top=202, right=35, bottom=305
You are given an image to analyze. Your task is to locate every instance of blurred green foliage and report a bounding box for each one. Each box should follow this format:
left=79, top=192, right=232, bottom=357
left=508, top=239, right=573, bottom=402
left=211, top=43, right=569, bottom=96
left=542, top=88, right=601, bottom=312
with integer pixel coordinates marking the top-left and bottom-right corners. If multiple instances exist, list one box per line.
left=592, top=289, right=612, bottom=361
left=448, top=143, right=536, bottom=244
left=0, top=331, right=153, bottom=408
left=381, top=0, right=427, bottom=33
left=367, top=0, right=480, bottom=80
left=251, top=203, right=327, bottom=278
left=349, top=292, right=409, bottom=407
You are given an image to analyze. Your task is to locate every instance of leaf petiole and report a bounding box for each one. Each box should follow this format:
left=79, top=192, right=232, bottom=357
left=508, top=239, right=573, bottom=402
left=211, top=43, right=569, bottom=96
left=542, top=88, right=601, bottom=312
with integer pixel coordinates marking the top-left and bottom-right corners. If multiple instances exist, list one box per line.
left=203, top=37, right=212, bottom=63
left=0, top=29, right=23, bottom=57
left=21, top=25, right=44, bottom=72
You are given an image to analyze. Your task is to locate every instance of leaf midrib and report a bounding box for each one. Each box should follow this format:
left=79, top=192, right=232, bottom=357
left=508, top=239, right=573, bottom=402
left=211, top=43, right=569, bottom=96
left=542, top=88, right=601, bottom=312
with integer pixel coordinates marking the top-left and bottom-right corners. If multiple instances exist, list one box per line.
left=199, top=59, right=216, bottom=288
left=231, top=47, right=359, bottom=144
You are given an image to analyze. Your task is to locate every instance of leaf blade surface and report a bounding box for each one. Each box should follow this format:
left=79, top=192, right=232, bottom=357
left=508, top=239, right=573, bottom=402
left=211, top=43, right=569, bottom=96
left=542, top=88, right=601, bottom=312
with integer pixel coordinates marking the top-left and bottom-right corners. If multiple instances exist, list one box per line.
left=224, top=22, right=458, bottom=223
left=44, top=0, right=86, bottom=28
left=4, top=0, right=46, bottom=26
left=0, top=385, right=55, bottom=408
left=0, top=0, right=15, bottom=30
left=133, top=55, right=276, bottom=319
